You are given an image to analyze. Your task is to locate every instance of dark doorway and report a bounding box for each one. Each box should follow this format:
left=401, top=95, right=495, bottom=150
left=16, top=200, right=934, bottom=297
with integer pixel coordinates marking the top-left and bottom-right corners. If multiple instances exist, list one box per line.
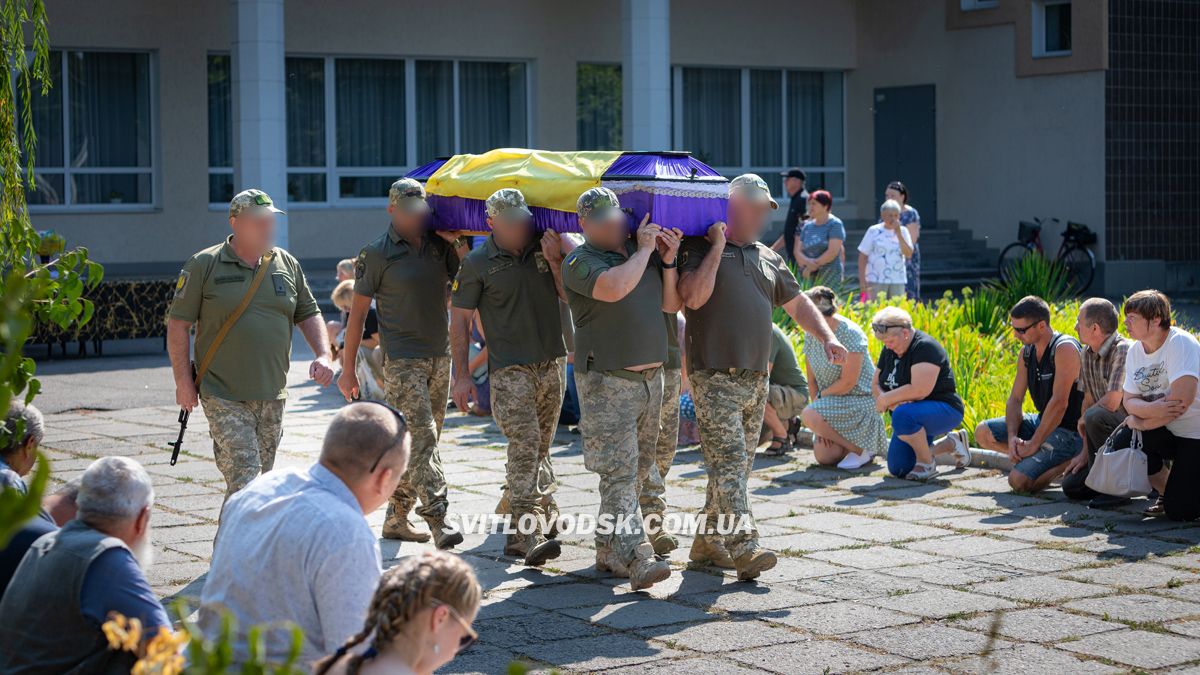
left=874, top=85, right=937, bottom=227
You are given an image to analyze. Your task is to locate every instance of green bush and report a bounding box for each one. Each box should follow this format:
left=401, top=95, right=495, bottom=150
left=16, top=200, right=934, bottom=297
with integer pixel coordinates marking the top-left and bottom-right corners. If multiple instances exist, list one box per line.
left=778, top=290, right=1086, bottom=443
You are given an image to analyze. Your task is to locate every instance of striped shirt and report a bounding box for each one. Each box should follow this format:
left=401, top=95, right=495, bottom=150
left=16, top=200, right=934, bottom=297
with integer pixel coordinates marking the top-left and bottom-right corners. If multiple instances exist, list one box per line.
left=1078, top=331, right=1131, bottom=402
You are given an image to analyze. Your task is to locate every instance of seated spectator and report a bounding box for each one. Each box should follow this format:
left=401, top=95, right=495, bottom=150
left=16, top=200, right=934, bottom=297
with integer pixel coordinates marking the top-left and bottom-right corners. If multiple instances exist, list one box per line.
left=871, top=307, right=970, bottom=479
left=800, top=287, right=888, bottom=469
left=793, top=190, right=845, bottom=286
left=327, top=258, right=359, bottom=346
left=199, top=402, right=411, bottom=666
left=0, top=457, right=168, bottom=673
left=1112, top=290, right=1200, bottom=520
left=763, top=323, right=809, bottom=456
left=1062, top=298, right=1132, bottom=506
left=315, top=550, right=481, bottom=675
left=0, top=399, right=43, bottom=493
left=332, top=280, right=385, bottom=401
left=1, top=478, right=79, bottom=595
left=975, top=296, right=1084, bottom=493
left=856, top=200, right=913, bottom=300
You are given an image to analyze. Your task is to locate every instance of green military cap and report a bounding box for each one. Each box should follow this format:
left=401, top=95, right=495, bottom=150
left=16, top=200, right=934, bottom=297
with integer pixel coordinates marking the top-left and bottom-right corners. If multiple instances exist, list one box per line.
left=485, top=188, right=532, bottom=221
left=389, top=177, right=429, bottom=212
left=729, top=173, right=779, bottom=210
left=576, top=186, right=624, bottom=222
left=229, top=188, right=286, bottom=218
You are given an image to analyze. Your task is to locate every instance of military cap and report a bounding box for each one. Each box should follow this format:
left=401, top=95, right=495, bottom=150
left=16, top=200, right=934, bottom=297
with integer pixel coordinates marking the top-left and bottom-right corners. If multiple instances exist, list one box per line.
left=485, top=188, right=533, bottom=221
left=388, top=177, right=429, bottom=212
left=576, top=186, right=624, bottom=222
left=229, top=188, right=285, bottom=218
left=729, top=173, right=779, bottom=210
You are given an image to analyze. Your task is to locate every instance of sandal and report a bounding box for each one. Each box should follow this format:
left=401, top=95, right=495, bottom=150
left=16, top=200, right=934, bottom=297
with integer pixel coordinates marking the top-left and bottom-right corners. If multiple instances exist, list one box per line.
left=763, top=437, right=792, bottom=457
left=905, top=461, right=938, bottom=481
left=1144, top=496, right=1166, bottom=517
left=948, top=429, right=972, bottom=468
left=787, top=417, right=803, bottom=444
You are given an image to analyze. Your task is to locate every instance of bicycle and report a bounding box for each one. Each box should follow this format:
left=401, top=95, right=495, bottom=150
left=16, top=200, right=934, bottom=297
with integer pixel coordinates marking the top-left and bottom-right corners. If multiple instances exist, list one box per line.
left=998, top=217, right=1097, bottom=295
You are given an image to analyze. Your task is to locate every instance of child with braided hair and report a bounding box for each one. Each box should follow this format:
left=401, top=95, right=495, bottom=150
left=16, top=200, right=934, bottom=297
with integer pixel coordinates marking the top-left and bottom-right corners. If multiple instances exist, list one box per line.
left=314, top=550, right=481, bottom=675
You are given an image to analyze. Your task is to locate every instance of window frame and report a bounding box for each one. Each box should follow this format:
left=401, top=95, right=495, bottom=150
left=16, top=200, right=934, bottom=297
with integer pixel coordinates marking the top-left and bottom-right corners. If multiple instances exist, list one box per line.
left=960, top=0, right=999, bottom=11
left=1033, top=0, right=1073, bottom=58
left=208, top=54, right=534, bottom=210
left=671, top=65, right=847, bottom=201
left=27, top=48, right=159, bottom=214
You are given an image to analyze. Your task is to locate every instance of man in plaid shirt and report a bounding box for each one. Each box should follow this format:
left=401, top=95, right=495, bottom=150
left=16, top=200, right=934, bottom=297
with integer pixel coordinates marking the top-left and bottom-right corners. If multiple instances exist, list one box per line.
left=1063, top=298, right=1132, bottom=505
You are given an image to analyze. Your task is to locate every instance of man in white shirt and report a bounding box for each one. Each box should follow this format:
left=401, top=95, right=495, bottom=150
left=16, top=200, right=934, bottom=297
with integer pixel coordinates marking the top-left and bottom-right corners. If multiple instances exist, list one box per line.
left=1113, top=290, right=1200, bottom=521
left=199, top=402, right=410, bottom=665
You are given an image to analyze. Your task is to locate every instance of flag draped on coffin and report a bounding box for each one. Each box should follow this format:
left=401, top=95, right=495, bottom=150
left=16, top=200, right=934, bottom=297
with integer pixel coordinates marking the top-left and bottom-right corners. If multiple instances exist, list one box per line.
left=406, top=148, right=729, bottom=237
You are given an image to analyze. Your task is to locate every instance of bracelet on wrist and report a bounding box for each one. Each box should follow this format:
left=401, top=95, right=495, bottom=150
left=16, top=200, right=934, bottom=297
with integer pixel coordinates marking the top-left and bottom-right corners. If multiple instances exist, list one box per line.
left=661, top=260, right=678, bottom=269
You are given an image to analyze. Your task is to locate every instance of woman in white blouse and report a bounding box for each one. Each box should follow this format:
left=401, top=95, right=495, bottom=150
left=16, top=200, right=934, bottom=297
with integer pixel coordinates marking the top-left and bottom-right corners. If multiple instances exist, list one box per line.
left=856, top=200, right=913, bottom=301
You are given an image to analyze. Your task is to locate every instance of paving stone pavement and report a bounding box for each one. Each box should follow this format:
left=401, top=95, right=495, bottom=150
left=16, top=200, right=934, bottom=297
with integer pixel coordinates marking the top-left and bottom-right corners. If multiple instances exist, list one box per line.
left=32, top=358, right=1200, bottom=674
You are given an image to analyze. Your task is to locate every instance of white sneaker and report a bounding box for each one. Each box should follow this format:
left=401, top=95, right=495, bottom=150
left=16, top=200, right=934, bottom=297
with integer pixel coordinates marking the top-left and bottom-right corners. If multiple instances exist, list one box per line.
left=837, top=451, right=875, bottom=470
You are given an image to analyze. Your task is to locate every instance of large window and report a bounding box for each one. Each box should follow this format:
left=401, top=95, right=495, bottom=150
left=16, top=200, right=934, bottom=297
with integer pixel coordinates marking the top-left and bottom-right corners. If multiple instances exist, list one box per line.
left=673, top=66, right=845, bottom=198
left=577, top=63, right=622, bottom=151
left=21, top=50, right=154, bottom=208
left=208, top=56, right=529, bottom=205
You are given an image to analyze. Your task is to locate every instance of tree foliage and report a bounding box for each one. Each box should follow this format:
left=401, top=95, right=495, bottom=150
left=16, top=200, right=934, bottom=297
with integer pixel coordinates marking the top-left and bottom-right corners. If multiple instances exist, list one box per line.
left=0, top=0, right=103, bottom=545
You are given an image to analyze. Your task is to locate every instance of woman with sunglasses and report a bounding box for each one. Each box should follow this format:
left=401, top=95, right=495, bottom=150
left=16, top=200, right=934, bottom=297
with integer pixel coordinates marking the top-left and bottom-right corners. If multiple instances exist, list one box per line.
left=870, top=307, right=971, bottom=479
left=315, top=550, right=481, bottom=675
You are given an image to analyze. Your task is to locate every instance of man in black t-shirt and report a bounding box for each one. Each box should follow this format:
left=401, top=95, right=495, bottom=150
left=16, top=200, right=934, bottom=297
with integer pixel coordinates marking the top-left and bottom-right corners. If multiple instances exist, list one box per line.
left=975, top=296, right=1084, bottom=493
left=770, top=168, right=808, bottom=264
left=870, top=307, right=970, bottom=480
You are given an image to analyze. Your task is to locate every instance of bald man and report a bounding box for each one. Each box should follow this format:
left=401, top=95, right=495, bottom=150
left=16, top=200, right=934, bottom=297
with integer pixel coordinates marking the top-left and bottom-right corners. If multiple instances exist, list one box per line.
left=200, top=402, right=410, bottom=665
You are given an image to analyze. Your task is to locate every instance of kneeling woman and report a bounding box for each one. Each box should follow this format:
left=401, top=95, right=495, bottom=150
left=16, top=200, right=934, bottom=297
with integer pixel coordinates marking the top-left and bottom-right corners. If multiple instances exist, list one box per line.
left=871, top=307, right=972, bottom=479
left=800, top=287, right=888, bottom=469
left=316, top=550, right=481, bottom=675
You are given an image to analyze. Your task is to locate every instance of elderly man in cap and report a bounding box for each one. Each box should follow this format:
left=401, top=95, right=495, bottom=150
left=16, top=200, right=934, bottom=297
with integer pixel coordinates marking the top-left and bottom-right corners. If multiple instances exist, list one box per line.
left=770, top=168, right=808, bottom=264
left=561, top=186, right=682, bottom=590
left=168, top=189, right=333, bottom=502
left=0, top=457, right=167, bottom=673
left=450, top=188, right=569, bottom=566
left=679, top=174, right=847, bottom=580
left=339, top=178, right=470, bottom=548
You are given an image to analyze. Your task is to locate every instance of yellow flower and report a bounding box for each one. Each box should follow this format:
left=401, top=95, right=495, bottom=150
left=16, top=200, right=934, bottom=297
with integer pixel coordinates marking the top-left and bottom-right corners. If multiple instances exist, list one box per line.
left=131, top=626, right=189, bottom=675
left=101, top=613, right=143, bottom=653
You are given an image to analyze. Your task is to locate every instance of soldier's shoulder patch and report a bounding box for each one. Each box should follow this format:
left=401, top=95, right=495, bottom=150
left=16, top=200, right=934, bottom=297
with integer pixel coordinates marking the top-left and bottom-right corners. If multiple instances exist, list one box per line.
left=451, top=278, right=459, bottom=292
left=173, top=269, right=190, bottom=301
left=355, top=251, right=367, bottom=280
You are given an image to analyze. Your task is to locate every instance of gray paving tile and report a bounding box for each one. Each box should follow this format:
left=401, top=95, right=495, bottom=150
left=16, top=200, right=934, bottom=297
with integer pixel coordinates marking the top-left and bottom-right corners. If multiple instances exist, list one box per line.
left=972, top=547, right=1101, bottom=573
left=864, top=587, right=1018, bottom=619
left=970, top=575, right=1111, bottom=603
left=560, top=599, right=715, bottom=629
left=1059, top=629, right=1200, bottom=669
left=955, top=607, right=1125, bottom=643
left=848, top=623, right=1013, bottom=659
left=793, top=571, right=931, bottom=601
left=1064, top=560, right=1200, bottom=589
left=881, top=559, right=1026, bottom=586
left=901, top=533, right=1034, bottom=558
left=676, top=586, right=832, bottom=613
left=806, top=545, right=942, bottom=569
left=765, top=600, right=920, bottom=635
left=725, top=637, right=909, bottom=674
left=1065, top=593, right=1200, bottom=623
left=515, top=633, right=684, bottom=671
left=634, top=619, right=804, bottom=653
left=943, top=643, right=1123, bottom=674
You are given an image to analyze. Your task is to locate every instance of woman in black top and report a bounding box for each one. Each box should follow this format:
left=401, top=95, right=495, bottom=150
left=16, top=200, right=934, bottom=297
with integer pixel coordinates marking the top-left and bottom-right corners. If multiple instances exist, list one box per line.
left=871, top=307, right=971, bottom=479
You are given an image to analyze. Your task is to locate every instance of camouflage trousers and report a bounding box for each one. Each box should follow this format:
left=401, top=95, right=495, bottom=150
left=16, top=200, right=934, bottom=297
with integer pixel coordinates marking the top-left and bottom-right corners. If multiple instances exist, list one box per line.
left=491, top=357, right=566, bottom=518
left=691, top=368, right=768, bottom=558
left=640, top=367, right=681, bottom=517
left=200, top=395, right=285, bottom=501
left=383, top=356, right=451, bottom=519
left=575, top=367, right=664, bottom=564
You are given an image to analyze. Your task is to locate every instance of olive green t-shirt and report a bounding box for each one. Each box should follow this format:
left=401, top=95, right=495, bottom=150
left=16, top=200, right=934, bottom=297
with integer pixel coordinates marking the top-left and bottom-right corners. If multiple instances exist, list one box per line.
left=354, top=227, right=459, bottom=359
left=451, top=235, right=566, bottom=370
left=664, top=312, right=682, bottom=370
left=168, top=237, right=320, bottom=401
left=561, top=239, right=667, bottom=374
left=678, top=238, right=801, bottom=373
left=769, top=323, right=808, bottom=389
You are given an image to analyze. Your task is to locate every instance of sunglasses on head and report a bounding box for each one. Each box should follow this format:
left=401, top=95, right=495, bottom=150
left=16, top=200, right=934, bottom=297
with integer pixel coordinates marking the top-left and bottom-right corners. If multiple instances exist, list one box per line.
left=350, top=399, right=407, bottom=472
left=431, top=600, right=478, bottom=651
left=871, top=322, right=906, bottom=335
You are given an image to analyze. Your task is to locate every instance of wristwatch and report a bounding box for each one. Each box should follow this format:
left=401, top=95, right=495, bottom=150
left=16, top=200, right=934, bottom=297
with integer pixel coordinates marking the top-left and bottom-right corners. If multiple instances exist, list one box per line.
left=661, top=259, right=678, bottom=269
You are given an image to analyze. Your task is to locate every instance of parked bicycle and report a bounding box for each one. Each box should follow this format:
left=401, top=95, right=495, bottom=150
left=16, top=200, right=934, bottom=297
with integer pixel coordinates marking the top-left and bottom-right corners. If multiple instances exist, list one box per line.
left=998, top=217, right=1097, bottom=295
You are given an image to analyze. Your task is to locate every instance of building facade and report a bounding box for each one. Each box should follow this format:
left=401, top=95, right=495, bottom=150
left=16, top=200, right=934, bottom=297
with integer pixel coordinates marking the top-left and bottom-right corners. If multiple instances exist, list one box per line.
left=25, top=0, right=1199, bottom=294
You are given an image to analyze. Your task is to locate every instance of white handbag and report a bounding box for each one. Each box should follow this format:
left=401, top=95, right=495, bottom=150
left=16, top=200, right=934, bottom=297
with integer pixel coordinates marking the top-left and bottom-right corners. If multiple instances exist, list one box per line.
left=1085, top=428, right=1153, bottom=498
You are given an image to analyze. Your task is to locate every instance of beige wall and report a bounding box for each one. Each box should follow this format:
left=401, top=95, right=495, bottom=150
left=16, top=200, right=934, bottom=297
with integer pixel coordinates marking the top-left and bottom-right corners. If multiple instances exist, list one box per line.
left=848, top=0, right=1106, bottom=255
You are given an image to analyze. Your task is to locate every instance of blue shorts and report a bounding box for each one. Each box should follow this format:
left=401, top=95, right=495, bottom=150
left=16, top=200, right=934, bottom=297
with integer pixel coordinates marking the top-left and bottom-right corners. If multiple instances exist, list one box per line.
left=983, top=413, right=1082, bottom=480
left=887, top=400, right=965, bottom=477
